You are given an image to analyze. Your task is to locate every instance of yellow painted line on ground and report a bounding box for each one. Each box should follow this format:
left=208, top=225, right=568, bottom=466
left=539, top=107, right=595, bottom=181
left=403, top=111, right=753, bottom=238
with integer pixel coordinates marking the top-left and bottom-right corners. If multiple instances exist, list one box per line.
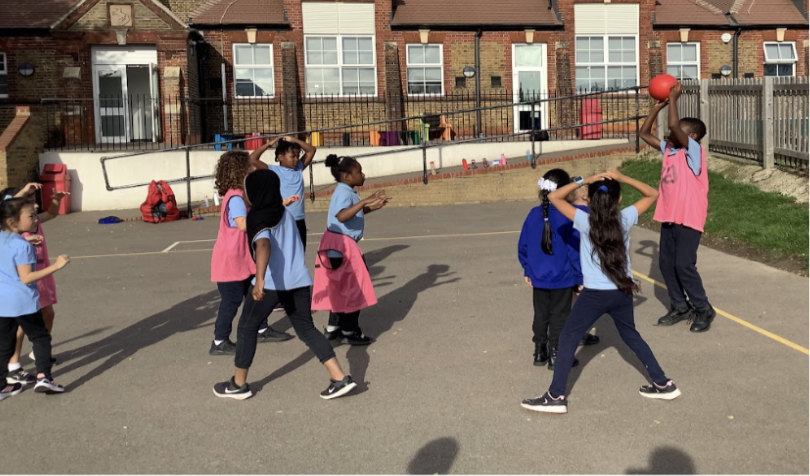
left=633, top=271, right=809, bottom=356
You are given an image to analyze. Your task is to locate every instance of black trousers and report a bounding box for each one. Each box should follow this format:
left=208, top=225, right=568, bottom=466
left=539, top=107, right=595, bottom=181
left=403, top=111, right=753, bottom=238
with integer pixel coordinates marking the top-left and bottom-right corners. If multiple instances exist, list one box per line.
left=214, top=277, right=252, bottom=341
left=328, top=311, right=361, bottom=333
left=0, top=311, right=53, bottom=382
left=235, top=286, right=335, bottom=369
left=532, top=287, right=573, bottom=348
left=659, top=223, right=709, bottom=309
left=296, top=219, right=307, bottom=251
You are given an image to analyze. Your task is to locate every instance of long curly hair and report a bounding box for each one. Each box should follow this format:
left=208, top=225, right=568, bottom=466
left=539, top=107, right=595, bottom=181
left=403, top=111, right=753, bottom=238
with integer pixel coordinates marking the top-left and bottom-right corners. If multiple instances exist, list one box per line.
left=214, top=151, right=251, bottom=196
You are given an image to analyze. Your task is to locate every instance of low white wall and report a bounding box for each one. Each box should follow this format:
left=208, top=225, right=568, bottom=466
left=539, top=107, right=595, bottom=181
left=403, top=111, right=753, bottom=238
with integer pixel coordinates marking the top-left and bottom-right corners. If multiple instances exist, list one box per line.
left=39, top=139, right=627, bottom=211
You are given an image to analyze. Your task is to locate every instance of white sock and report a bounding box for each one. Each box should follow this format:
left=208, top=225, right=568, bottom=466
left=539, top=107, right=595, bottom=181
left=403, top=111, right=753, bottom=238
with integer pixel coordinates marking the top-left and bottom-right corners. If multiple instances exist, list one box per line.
left=214, top=340, right=225, bottom=346
left=8, top=362, right=21, bottom=372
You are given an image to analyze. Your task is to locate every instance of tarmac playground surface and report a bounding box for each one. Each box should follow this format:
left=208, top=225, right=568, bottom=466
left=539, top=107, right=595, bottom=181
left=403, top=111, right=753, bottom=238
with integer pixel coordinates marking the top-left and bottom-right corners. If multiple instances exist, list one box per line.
left=0, top=201, right=807, bottom=474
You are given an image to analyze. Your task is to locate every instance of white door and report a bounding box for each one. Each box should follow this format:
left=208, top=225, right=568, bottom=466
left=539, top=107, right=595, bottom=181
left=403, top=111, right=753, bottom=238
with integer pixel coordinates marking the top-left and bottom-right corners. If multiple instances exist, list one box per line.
left=94, top=65, right=129, bottom=143
left=512, top=44, right=548, bottom=133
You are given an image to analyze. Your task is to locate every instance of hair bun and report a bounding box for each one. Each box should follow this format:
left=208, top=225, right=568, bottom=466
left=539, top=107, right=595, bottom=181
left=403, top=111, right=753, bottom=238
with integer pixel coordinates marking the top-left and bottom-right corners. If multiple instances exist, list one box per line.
left=324, top=154, right=340, bottom=167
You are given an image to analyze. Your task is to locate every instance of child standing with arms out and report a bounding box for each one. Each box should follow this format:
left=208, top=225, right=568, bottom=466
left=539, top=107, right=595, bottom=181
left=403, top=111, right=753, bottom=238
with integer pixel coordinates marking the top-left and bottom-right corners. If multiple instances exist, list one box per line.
left=313, top=155, right=390, bottom=346
left=640, top=83, right=715, bottom=332
left=209, top=152, right=294, bottom=356
left=1, top=197, right=69, bottom=398
left=518, top=169, right=599, bottom=370
left=1, top=184, right=68, bottom=384
left=521, top=171, right=681, bottom=414
left=213, top=170, right=356, bottom=400
left=248, top=135, right=316, bottom=248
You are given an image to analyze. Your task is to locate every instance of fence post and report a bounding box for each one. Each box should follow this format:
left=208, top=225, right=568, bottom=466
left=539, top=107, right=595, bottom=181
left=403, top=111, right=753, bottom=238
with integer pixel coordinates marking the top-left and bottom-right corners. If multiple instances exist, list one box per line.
left=762, top=76, right=774, bottom=169
left=635, top=87, right=640, bottom=153
left=422, top=138, right=428, bottom=185
left=185, top=146, right=192, bottom=217
left=699, top=80, right=710, bottom=153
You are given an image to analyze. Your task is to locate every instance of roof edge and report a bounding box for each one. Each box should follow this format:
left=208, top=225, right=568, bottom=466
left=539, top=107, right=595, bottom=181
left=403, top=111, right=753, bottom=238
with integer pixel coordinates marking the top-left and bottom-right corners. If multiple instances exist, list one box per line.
left=49, top=0, right=90, bottom=29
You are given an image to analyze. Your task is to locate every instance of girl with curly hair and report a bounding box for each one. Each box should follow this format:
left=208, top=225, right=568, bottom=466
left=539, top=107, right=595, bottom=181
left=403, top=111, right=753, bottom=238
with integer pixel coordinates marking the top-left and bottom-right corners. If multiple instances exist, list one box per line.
left=209, top=151, right=293, bottom=356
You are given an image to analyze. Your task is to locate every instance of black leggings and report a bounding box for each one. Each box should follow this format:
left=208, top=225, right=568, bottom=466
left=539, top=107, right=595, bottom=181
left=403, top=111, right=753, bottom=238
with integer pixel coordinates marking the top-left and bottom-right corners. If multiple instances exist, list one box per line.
left=235, top=286, right=335, bottom=369
left=532, top=287, right=573, bottom=347
left=0, top=311, right=53, bottom=382
left=296, top=219, right=307, bottom=251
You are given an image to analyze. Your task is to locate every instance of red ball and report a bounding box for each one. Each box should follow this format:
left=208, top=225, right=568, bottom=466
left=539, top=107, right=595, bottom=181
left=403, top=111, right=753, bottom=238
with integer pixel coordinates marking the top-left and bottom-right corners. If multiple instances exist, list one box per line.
left=649, top=74, right=679, bottom=101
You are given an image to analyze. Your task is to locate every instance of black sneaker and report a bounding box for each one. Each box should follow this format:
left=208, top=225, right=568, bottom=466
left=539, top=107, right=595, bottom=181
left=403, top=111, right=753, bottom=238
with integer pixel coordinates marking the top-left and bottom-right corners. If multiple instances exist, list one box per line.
left=34, top=378, right=64, bottom=394
left=657, top=306, right=693, bottom=326
left=339, top=330, right=375, bottom=346
left=580, top=334, right=601, bottom=346
left=324, top=327, right=342, bottom=341
left=533, top=343, right=549, bottom=366
left=320, top=375, right=358, bottom=400
left=209, top=339, right=236, bottom=356
left=521, top=391, right=568, bottom=414
left=257, top=328, right=294, bottom=343
left=0, top=382, right=23, bottom=401
left=6, top=368, right=36, bottom=385
left=639, top=380, right=682, bottom=400
left=213, top=377, right=253, bottom=400
left=689, top=306, right=716, bottom=333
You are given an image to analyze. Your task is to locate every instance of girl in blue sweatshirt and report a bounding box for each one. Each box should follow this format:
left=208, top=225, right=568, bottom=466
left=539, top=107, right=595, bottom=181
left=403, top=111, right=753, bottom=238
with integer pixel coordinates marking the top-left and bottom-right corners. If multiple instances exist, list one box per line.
left=518, top=169, right=599, bottom=369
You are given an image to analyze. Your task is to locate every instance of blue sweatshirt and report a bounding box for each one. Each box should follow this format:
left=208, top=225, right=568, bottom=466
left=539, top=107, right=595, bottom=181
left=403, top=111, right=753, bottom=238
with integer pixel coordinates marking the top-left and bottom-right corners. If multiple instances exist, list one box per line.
left=517, top=204, right=584, bottom=289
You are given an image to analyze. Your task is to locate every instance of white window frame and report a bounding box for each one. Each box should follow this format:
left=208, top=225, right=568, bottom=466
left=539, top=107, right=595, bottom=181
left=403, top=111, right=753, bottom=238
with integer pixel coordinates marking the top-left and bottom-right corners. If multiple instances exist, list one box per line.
left=575, top=35, right=639, bottom=92
left=666, top=42, right=701, bottom=81
left=0, top=52, right=8, bottom=98
left=232, top=43, right=275, bottom=98
left=406, top=44, right=444, bottom=96
left=304, top=34, right=377, bottom=97
left=763, top=41, right=797, bottom=77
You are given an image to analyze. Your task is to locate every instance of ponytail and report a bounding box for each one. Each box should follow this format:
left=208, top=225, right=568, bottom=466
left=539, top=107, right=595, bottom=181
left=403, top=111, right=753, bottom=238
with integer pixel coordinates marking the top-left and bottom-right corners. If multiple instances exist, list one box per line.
left=325, top=154, right=359, bottom=182
left=538, top=168, right=571, bottom=255
left=587, top=180, right=639, bottom=294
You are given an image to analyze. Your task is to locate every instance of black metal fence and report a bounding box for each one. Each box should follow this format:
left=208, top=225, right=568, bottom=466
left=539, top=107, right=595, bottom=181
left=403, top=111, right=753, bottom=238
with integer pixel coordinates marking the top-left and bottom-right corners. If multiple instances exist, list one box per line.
left=43, top=88, right=650, bottom=152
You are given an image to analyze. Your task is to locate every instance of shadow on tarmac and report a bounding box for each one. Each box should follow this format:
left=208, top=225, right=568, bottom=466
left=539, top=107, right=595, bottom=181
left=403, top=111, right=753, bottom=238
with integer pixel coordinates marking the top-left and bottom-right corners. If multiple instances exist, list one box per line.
left=626, top=446, right=697, bottom=474
left=636, top=239, right=670, bottom=310
left=54, top=291, right=221, bottom=390
left=407, top=437, right=460, bottom=474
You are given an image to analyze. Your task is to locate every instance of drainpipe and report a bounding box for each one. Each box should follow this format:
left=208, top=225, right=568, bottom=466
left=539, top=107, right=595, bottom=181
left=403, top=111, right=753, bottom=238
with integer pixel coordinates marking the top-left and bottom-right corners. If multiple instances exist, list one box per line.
left=732, top=27, right=742, bottom=78
left=475, top=29, right=482, bottom=138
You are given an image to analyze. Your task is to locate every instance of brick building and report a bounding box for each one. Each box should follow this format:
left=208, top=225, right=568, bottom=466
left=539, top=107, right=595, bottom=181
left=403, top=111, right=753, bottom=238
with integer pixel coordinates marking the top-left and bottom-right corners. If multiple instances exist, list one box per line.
left=0, top=0, right=807, bottom=149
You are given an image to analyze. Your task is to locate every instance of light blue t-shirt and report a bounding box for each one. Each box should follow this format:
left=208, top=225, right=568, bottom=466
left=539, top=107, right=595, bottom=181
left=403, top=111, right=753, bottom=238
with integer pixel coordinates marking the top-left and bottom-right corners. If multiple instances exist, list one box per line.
left=327, top=182, right=364, bottom=241
left=661, top=137, right=702, bottom=176
left=573, top=207, right=638, bottom=290
left=0, top=231, right=40, bottom=317
left=269, top=162, right=305, bottom=220
left=226, top=195, right=247, bottom=228
left=251, top=210, right=313, bottom=291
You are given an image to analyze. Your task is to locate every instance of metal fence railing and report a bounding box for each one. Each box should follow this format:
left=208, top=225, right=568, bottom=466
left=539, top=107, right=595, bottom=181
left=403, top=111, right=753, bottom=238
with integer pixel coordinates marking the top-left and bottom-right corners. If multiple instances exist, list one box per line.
left=659, top=77, right=808, bottom=170
left=42, top=87, right=649, bottom=152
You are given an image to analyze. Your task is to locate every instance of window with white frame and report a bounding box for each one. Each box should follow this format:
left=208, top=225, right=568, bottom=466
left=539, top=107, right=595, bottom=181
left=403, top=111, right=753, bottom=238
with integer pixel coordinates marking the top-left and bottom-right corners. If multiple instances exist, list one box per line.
left=667, top=42, right=700, bottom=81
left=233, top=44, right=274, bottom=97
left=764, top=42, right=797, bottom=77
left=406, top=44, right=443, bottom=95
left=0, top=53, right=8, bottom=98
left=576, top=36, right=638, bottom=91
left=574, top=4, right=639, bottom=92
left=302, top=2, right=377, bottom=96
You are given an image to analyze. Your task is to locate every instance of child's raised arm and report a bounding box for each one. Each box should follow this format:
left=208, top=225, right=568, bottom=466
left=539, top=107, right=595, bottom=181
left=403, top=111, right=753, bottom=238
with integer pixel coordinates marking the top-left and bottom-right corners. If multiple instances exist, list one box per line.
left=17, top=254, right=69, bottom=285
left=282, top=135, right=317, bottom=169
left=249, top=137, right=281, bottom=170
left=602, top=170, right=658, bottom=215
left=640, top=100, right=668, bottom=150
left=667, top=83, right=690, bottom=149
left=39, top=191, right=70, bottom=223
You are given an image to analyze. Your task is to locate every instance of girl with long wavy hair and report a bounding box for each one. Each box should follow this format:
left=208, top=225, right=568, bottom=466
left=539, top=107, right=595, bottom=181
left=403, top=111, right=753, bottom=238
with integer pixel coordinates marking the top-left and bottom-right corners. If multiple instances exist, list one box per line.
left=521, top=170, right=681, bottom=414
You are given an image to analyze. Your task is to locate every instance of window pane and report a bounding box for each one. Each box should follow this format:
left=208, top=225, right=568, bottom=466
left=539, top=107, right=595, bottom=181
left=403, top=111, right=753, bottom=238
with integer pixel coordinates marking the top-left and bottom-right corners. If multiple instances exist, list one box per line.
left=323, top=37, right=337, bottom=51
left=590, top=66, right=605, bottom=91
left=779, top=44, right=795, bottom=60
left=306, top=68, right=340, bottom=95
left=515, top=44, right=543, bottom=67
left=764, top=63, right=778, bottom=76
left=667, top=44, right=681, bottom=62
left=408, top=45, right=423, bottom=64
left=576, top=48, right=590, bottom=63
left=683, top=44, right=697, bottom=62
left=308, top=52, right=322, bottom=65
left=622, top=49, right=635, bottom=62
left=358, top=51, right=374, bottom=65
left=408, top=67, right=425, bottom=81
left=343, top=68, right=358, bottom=82
left=408, top=83, right=426, bottom=94
left=590, top=38, right=604, bottom=63
left=425, top=45, right=440, bottom=64
left=575, top=66, right=591, bottom=91
left=777, top=64, right=793, bottom=76
left=359, top=84, right=375, bottom=95
left=682, top=65, right=698, bottom=80
left=0, top=75, right=7, bottom=95
left=235, top=79, right=254, bottom=97
left=623, top=37, right=634, bottom=50
left=342, top=37, right=357, bottom=54
left=425, top=83, right=442, bottom=94
left=343, top=50, right=359, bottom=64
left=764, top=44, right=779, bottom=61
left=667, top=65, right=680, bottom=78
left=254, top=46, right=271, bottom=65
left=622, top=66, right=637, bottom=87
left=358, top=68, right=375, bottom=82
left=424, top=67, right=441, bottom=81
left=253, top=68, right=274, bottom=96
left=576, top=37, right=589, bottom=51
left=306, top=37, right=321, bottom=51
left=323, top=51, right=338, bottom=65
left=235, top=45, right=253, bottom=65
left=358, top=38, right=373, bottom=51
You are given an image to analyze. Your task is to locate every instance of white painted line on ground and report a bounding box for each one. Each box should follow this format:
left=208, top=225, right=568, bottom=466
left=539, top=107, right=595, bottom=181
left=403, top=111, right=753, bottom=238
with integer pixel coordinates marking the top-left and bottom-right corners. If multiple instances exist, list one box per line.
left=162, top=239, right=216, bottom=253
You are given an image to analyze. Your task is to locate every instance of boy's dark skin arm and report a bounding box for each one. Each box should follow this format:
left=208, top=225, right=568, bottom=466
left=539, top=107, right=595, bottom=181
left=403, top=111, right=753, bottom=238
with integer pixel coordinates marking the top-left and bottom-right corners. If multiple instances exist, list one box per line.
left=640, top=100, right=668, bottom=150
left=248, top=136, right=283, bottom=170
left=667, top=82, right=691, bottom=149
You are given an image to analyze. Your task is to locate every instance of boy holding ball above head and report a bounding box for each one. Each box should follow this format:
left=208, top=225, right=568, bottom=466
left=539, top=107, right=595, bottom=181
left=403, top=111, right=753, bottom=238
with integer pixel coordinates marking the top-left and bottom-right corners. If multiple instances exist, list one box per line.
left=640, top=82, right=715, bottom=333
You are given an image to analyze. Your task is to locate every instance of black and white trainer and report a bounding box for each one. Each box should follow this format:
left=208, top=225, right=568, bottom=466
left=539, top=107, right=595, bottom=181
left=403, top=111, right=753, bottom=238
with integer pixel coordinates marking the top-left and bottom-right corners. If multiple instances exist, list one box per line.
left=521, top=391, right=568, bottom=414
left=257, top=327, right=294, bottom=343
left=209, top=339, right=236, bottom=356
left=6, top=368, right=36, bottom=385
left=320, top=376, right=358, bottom=400
left=34, top=378, right=64, bottom=394
left=213, top=377, right=253, bottom=400
left=0, top=383, right=23, bottom=401
left=639, top=380, right=682, bottom=400
left=339, top=330, right=375, bottom=346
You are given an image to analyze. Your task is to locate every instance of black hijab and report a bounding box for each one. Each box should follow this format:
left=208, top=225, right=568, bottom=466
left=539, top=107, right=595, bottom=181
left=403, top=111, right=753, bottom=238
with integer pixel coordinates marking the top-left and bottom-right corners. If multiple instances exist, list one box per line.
left=245, top=169, right=285, bottom=256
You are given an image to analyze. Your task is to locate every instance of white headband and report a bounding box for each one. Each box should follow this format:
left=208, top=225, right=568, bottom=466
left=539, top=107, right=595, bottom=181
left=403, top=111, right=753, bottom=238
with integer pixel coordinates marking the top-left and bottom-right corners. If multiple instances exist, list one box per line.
left=538, top=178, right=557, bottom=192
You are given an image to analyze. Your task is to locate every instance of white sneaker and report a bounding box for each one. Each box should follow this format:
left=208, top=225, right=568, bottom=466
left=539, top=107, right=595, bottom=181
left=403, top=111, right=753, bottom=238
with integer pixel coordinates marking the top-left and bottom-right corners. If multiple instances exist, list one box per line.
left=34, top=378, right=64, bottom=394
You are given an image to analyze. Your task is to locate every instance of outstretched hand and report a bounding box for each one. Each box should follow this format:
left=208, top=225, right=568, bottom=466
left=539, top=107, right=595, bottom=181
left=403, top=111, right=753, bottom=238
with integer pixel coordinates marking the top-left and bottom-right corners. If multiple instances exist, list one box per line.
left=283, top=195, right=301, bottom=207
